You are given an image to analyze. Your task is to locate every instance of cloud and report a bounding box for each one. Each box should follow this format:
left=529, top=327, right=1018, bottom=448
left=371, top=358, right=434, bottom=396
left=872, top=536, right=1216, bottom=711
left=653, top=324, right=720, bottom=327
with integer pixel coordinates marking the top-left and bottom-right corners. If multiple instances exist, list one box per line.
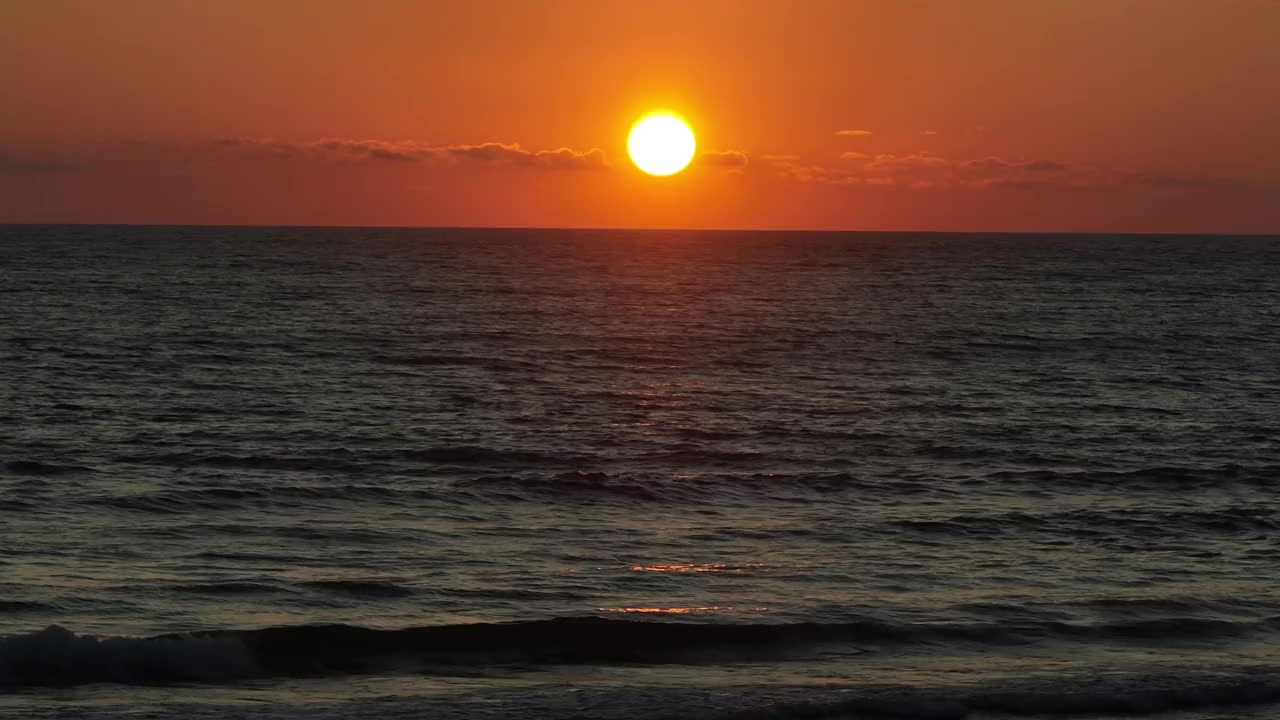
left=767, top=152, right=952, bottom=186
left=210, top=137, right=303, bottom=158
left=697, top=150, right=749, bottom=168
left=211, top=137, right=611, bottom=170
left=964, top=177, right=1061, bottom=191
left=312, top=139, right=428, bottom=162
left=445, top=142, right=611, bottom=170
left=963, top=157, right=1069, bottom=173
left=835, top=129, right=873, bottom=137
left=766, top=157, right=862, bottom=185
left=774, top=152, right=1093, bottom=189
left=0, top=150, right=82, bottom=175
left=528, top=146, right=611, bottom=170
left=1023, top=159, right=1071, bottom=173
left=964, top=157, right=1011, bottom=171
left=771, top=147, right=1263, bottom=194
left=958, top=159, right=1241, bottom=192
left=863, top=153, right=951, bottom=173
left=959, top=156, right=1091, bottom=189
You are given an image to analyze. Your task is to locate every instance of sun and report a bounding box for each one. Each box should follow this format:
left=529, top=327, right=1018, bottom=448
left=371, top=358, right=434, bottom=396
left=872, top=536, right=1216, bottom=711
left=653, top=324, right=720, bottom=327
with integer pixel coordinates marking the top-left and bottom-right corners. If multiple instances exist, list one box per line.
left=628, top=113, right=696, bottom=176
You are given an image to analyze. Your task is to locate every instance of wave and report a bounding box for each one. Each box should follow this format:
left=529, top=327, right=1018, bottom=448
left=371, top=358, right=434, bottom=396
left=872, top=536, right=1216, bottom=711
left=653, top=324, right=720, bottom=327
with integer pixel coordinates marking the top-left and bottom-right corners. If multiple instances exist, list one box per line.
left=110, top=445, right=588, bottom=473
left=4, top=460, right=94, bottom=476
left=958, top=595, right=1280, bottom=624
left=734, top=670, right=1280, bottom=719
left=368, top=352, right=538, bottom=372
left=93, top=471, right=880, bottom=513
left=983, top=463, right=1280, bottom=492
left=393, top=445, right=582, bottom=466
left=457, top=471, right=671, bottom=502
left=102, top=448, right=1280, bottom=495
left=4, top=615, right=1279, bottom=688
left=169, top=581, right=287, bottom=596
left=0, top=601, right=59, bottom=614
left=455, top=470, right=872, bottom=503
left=893, top=505, right=1277, bottom=539
left=467, top=464, right=1280, bottom=509
left=95, top=482, right=448, bottom=514
left=299, top=580, right=417, bottom=599
left=673, top=427, right=745, bottom=441
left=81, top=465, right=1280, bottom=516
left=0, top=625, right=255, bottom=687
left=643, top=446, right=772, bottom=465
left=111, top=452, right=377, bottom=474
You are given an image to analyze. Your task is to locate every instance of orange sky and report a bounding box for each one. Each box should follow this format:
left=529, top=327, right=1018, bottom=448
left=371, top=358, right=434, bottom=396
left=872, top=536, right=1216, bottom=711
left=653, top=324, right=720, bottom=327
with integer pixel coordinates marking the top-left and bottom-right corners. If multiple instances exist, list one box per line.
left=2, top=0, right=1278, bottom=232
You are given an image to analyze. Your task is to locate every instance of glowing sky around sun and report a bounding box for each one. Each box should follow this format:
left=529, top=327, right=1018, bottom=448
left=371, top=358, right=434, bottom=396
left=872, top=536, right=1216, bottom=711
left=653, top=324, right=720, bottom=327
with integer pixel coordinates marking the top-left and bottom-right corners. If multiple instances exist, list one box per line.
left=0, top=0, right=1277, bottom=232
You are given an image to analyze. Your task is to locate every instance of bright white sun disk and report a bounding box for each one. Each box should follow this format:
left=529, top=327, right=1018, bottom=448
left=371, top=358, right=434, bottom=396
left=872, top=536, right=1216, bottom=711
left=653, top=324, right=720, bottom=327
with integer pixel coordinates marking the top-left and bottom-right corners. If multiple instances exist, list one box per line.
left=628, top=114, right=696, bottom=176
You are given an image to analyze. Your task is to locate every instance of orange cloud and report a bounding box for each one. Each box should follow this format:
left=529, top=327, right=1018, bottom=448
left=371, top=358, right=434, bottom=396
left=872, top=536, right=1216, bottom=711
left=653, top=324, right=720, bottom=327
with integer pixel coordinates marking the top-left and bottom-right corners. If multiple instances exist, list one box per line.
left=444, top=142, right=610, bottom=169
left=211, top=137, right=611, bottom=170
left=767, top=157, right=862, bottom=185
left=771, top=150, right=1249, bottom=193
left=959, top=156, right=1091, bottom=189
left=697, top=150, right=749, bottom=168
left=1024, top=159, right=1070, bottom=173
left=863, top=153, right=951, bottom=173
left=311, top=139, right=427, bottom=161
left=835, top=129, right=873, bottom=137
left=964, top=156, right=1011, bottom=171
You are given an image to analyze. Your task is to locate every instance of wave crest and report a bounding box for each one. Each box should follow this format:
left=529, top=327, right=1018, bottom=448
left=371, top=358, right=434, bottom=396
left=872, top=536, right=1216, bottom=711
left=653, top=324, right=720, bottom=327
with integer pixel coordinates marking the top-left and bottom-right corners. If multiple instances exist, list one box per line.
left=5, top=615, right=1278, bottom=688
left=0, top=625, right=256, bottom=687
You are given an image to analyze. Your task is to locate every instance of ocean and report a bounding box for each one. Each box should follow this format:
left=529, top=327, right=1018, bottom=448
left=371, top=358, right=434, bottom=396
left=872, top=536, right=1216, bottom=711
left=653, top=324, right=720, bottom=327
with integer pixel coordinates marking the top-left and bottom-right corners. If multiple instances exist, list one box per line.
left=2, top=225, right=1279, bottom=719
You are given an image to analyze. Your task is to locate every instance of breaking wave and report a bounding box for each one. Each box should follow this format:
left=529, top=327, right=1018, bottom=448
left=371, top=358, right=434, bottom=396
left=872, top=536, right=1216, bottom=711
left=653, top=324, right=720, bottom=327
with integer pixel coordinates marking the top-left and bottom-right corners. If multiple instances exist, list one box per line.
left=5, top=615, right=1279, bottom=688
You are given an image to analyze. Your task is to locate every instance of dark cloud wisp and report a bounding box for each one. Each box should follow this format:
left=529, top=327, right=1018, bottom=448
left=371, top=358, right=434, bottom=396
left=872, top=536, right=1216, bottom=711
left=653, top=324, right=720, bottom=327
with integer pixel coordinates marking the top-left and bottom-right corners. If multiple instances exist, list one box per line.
left=211, top=138, right=611, bottom=170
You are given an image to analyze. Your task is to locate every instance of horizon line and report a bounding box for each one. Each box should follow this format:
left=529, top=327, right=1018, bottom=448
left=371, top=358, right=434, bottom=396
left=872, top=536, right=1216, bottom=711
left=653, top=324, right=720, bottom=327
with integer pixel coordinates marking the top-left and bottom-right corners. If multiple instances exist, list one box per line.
left=0, top=221, right=1276, bottom=239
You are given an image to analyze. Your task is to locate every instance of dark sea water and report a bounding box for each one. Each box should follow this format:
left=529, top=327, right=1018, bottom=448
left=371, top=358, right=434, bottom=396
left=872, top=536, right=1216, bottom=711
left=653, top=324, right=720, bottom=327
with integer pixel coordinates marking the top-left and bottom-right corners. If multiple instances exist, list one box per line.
left=2, top=225, right=1280, bottom=719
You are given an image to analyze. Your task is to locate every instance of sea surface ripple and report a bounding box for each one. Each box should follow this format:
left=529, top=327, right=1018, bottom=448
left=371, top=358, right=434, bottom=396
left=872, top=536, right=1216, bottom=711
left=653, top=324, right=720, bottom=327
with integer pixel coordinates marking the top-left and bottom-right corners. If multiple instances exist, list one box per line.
left=2, top=225, right=1278, bottom=718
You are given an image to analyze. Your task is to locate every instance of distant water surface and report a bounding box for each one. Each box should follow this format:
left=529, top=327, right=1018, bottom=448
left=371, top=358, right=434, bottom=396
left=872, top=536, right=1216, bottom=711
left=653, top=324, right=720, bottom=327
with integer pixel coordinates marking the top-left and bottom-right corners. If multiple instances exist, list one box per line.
left=2, top=225, right=1279, bottom=719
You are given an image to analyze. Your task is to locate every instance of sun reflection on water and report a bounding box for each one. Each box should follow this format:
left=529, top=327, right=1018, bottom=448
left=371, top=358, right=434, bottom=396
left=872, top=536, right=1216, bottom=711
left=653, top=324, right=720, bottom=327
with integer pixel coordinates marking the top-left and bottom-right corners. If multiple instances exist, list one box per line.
left=627, top=563, right=765, bottom=574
